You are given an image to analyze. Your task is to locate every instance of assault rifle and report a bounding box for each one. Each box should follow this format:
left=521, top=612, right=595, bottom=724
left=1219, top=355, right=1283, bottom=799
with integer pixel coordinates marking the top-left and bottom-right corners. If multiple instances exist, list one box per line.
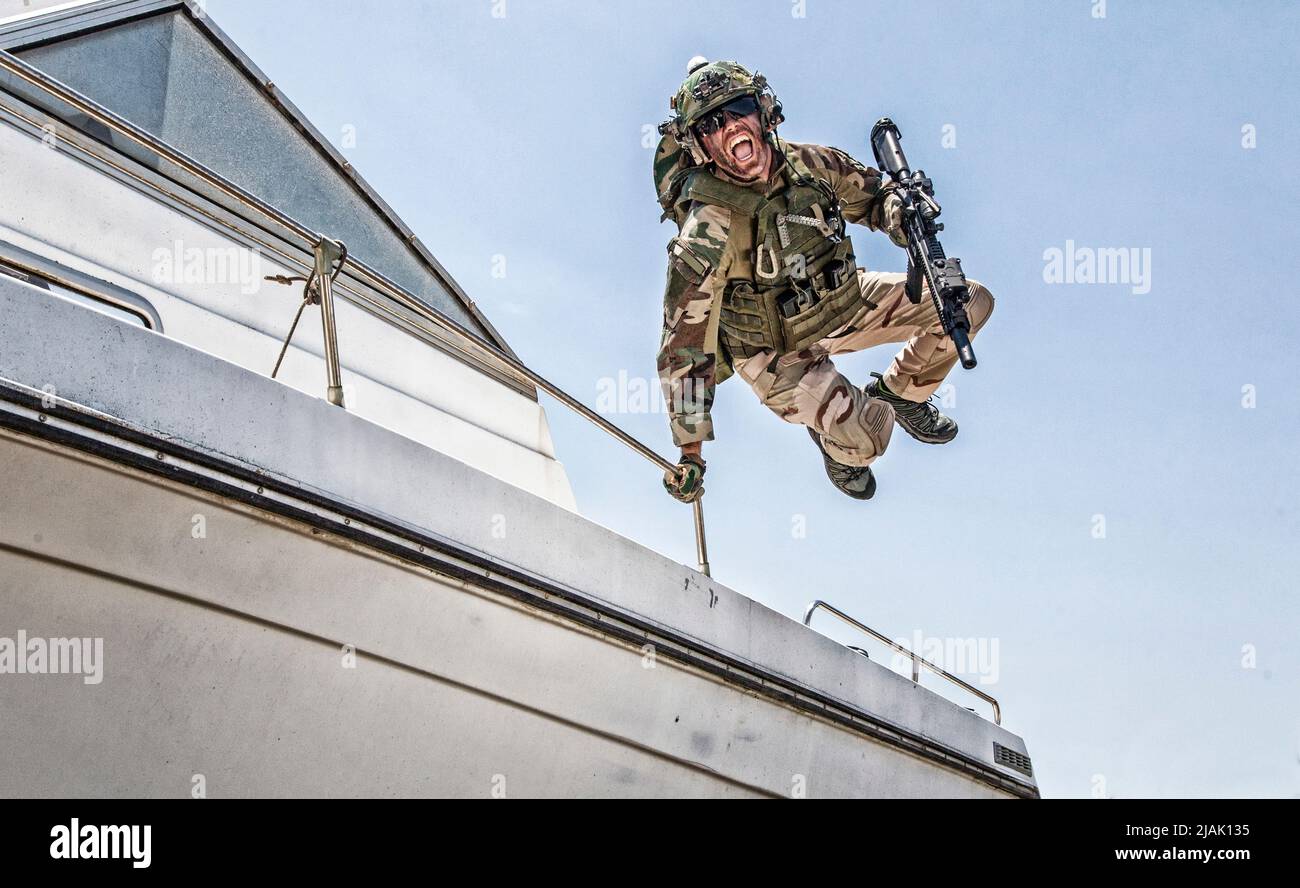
left=870, top=118, right=977, bottom=369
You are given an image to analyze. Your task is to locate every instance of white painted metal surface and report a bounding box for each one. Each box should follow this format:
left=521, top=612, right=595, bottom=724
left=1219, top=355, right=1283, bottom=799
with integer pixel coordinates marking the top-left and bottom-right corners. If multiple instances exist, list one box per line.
left=0, top=281, right=1038, bottom=797
left=0, top=434, right=1014, bottom=798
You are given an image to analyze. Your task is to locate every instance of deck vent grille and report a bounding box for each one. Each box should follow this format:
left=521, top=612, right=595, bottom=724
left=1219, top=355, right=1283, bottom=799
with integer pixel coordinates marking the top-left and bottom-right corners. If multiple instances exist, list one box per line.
left=994, top=743, right=1033, bottom=776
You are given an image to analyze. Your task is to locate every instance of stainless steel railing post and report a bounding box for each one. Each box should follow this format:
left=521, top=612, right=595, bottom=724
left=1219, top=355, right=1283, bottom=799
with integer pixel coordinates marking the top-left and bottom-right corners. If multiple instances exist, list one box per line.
left=802, top=599, right=1002, bottom=725
left=693, top=498, right=710, bottom=577
left=312, top=236, right=346, bottom=407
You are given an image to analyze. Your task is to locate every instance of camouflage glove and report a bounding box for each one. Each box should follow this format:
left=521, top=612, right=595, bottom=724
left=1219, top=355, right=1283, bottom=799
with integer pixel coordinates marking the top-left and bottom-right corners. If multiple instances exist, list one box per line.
left=663, top=454, right=706, bottom=503
left=881, top=191, right=909, bottom=248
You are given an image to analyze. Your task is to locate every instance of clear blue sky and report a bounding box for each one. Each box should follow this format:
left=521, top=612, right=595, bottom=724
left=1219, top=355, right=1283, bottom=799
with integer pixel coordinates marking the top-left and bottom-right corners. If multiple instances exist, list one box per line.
left=208, top=0, right=1299, bottom=798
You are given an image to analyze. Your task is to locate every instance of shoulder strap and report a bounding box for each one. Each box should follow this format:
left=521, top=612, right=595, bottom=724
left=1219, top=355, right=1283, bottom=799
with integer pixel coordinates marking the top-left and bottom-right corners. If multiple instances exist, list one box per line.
left=773, top=141, right=845, bottom=236
left=679, top=169, right=765, bottom=218
left=702, top=206, right=748, bottom=386
left=654, top=132, right=696, bottom=227
left=780, top=142, right=816, bottom=182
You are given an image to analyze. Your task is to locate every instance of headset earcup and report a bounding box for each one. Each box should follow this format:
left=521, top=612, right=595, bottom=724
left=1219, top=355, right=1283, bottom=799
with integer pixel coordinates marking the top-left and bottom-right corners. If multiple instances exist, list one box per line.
left=759, top=93, right=784, bottom=130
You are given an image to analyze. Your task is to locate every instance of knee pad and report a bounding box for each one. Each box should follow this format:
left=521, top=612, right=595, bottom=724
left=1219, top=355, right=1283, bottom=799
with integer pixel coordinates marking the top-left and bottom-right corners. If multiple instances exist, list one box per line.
left=825, top=396, right=894, bottom=462
left=967, top=281, right=995, bottom=331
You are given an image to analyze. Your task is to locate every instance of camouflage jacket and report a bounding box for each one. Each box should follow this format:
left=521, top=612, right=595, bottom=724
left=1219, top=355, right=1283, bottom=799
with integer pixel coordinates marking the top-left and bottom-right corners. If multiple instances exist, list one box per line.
left=655, top=139, right=894, bottom=446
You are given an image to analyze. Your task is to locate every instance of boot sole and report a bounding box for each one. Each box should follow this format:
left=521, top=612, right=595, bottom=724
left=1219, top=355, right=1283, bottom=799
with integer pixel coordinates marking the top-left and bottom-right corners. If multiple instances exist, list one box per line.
left=896, top=422, right=958, bottom=445
left=808, top=427, right=876, bottom=499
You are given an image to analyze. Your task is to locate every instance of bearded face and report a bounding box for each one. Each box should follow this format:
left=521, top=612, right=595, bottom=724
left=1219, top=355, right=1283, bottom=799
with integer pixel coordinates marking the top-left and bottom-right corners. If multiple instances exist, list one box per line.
left=696, top=100, right=773, bottom=183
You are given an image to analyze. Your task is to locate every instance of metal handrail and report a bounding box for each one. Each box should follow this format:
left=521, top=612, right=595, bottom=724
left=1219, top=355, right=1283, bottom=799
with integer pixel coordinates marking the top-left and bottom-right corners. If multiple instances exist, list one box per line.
left=803, top=600, right=1001, bottom=724
left=0, top=48, right=712, bottom=575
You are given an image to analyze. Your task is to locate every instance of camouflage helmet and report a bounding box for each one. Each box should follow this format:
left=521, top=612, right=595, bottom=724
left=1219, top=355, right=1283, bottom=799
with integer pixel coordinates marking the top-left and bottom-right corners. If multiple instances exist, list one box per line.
left=659, top=57, right=784, bottom=165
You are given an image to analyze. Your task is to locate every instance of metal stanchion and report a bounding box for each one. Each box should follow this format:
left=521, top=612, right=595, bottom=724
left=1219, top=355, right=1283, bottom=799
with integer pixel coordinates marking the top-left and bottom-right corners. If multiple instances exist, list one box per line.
left=313, top=237, right=346, bottom=408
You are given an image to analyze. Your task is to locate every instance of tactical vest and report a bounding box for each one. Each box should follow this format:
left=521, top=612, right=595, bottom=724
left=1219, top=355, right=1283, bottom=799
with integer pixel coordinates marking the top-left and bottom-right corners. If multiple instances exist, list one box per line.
left=678, top=152, right=865, bottom=361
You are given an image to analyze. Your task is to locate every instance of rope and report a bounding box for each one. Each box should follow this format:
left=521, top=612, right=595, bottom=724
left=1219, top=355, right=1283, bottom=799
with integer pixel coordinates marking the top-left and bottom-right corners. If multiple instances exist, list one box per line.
left=267, top=241, right=348, bottom=379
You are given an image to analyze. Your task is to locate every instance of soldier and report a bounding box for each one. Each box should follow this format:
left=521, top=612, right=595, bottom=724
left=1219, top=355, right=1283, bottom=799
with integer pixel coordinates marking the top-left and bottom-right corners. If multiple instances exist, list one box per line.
left=655, top=58, right=994, bottom=502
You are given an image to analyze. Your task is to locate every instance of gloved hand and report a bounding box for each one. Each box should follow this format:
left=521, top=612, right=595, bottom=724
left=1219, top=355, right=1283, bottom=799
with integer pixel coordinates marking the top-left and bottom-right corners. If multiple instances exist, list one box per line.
left=881, top=191, right=909, bottom=248
left=663, top=453, right=706, bottom=503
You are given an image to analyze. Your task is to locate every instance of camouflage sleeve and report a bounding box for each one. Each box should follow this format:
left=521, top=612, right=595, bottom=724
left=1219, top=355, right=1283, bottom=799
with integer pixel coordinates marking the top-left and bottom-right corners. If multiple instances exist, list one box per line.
left=656, top=204, right=731, bottom=446
left=791, top=142, right=894, bottom=230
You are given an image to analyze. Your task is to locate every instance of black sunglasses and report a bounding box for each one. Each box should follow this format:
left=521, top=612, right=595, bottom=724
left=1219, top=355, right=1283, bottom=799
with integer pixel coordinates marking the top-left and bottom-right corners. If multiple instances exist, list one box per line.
left=694, top=95, right=760, bottom=137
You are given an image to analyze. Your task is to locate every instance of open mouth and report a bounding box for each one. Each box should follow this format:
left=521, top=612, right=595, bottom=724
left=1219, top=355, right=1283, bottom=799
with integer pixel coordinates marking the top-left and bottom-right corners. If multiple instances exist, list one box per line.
left=727, top=133, right=755, bottom=164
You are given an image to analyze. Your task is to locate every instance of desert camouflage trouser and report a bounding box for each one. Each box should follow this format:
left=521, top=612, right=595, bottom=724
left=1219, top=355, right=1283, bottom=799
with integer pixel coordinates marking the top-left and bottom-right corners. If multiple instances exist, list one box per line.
left=733, top=270, right=995, bottom=467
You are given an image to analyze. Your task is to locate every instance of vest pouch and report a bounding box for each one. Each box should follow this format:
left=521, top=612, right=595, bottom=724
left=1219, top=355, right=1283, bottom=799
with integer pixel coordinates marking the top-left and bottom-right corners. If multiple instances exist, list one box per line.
left=720, top=280, right=785, bottom=358
left=779, top=239, right=863, bottom=352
